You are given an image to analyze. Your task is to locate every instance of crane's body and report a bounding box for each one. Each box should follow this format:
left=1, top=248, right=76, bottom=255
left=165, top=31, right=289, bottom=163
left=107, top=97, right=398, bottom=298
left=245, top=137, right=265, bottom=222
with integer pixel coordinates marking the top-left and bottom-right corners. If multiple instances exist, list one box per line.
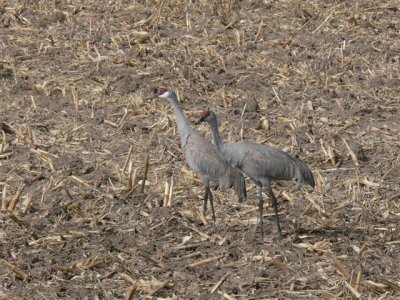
left=197, top=110, right=314, bottom=239
left=219, top=142, right=314, bottom=190
left=155, top=89, right=246, bottom=221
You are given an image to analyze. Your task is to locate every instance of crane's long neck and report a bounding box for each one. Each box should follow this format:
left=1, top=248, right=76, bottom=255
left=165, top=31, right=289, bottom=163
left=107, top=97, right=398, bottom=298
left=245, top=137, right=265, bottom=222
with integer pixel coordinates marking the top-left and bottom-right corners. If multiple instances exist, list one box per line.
left=208, top=117, right=224, bottom=151
left=167, top=93, right=192, bottom=146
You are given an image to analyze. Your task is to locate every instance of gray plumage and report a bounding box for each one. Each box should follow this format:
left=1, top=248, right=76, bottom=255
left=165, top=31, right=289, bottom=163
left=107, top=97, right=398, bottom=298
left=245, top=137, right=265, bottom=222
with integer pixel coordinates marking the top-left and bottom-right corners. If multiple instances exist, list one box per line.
left=155, top=88, right=246, bottom=221
left=215, top=164, right=247, bottom=203
left=230, top=166, right=247, bottom=203
left=197, top=110, right=315, bottom=239
left=221, top=142, right=315, bottom=189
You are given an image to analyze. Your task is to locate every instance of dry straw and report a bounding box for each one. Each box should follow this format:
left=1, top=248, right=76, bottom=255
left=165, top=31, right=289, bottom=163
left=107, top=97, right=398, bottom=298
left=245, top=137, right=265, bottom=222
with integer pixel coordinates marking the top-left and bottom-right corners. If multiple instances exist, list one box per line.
left=0, top=0, right=399, bottom=298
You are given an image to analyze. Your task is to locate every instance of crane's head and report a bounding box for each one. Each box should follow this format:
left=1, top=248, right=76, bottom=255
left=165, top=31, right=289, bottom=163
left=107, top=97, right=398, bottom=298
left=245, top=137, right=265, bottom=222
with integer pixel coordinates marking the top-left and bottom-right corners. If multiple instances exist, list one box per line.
left=195, top=110, right=216, bottom=125
left=152, top=87, right=173, bottom=99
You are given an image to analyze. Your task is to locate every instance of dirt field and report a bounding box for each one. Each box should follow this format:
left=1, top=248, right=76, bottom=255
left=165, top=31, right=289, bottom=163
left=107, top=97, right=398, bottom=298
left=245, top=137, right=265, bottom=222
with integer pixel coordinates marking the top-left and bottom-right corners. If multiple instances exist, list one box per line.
left=1, top=0, right=399, bottom=299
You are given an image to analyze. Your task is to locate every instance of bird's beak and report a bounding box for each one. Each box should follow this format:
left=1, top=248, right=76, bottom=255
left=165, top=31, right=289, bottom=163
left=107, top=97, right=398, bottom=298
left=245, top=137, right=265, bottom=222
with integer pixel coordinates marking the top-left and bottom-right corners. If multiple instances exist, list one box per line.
left=195, top=116, right=205, bottom=125
left=143, top=87, right=160, bottom=100
left=151, top=87, right=160, bottom=99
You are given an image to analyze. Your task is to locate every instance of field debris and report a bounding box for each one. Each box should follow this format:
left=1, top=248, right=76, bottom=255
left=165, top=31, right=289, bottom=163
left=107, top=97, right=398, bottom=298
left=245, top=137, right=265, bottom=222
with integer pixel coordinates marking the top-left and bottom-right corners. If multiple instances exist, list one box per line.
left=1, top=0, right=399, bottom=298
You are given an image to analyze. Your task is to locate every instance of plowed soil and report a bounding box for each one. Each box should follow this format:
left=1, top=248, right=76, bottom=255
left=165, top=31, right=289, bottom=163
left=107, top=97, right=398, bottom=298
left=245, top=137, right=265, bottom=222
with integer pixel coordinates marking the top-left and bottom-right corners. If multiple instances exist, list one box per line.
left=1, top=1, right=399, bottom=299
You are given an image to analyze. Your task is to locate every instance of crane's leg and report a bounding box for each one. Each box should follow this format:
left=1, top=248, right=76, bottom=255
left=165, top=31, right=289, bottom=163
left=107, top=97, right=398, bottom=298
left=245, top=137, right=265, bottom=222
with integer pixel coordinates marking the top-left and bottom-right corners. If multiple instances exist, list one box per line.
left=257, top=185, right=264, bottom=240
left=203, top=185, right=209, bottom=216
left=203, top=183, right=216, bottom=222
left=268, top=187, right=283, bottom=237
left=208, top=187, right=216, bottom=222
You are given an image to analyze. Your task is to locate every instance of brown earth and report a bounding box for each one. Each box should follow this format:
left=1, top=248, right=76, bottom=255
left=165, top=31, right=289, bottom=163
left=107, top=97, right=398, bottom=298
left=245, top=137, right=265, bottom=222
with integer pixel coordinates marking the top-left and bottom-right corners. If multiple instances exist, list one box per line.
left=1, top=0, right=399, bottom=299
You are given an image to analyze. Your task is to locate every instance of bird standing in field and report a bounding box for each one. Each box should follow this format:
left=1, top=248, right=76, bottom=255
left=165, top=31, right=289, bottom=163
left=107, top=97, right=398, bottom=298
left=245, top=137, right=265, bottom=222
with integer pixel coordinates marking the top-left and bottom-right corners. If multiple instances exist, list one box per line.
left=196, top=110, right=315, bottom=239
left=153, top=88, right=246, bottom=221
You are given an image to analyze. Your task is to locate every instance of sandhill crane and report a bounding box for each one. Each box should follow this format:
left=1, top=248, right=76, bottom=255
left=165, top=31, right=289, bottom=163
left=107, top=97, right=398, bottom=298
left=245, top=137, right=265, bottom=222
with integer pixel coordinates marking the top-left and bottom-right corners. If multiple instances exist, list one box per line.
left=196, top=110, right=315, bottom=239
left=153, top=88, right=246, bottom=221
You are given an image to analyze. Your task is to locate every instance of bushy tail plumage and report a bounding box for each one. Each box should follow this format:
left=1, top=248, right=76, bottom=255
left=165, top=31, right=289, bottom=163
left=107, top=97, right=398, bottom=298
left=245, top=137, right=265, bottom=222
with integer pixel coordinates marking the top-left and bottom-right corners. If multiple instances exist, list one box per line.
left=300, top=161, right=315, bottom=188
left=219, top=166, right=247, bottom=202
left=232, top=167, right=247, bottom=202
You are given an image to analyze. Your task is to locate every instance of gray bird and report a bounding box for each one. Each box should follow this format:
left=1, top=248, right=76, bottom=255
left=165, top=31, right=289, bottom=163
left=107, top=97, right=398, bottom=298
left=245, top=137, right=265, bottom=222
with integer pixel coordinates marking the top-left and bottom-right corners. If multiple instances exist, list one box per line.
left=154, top=88, right=246, bottom=222
left=196, top=110, right=315, bottom=239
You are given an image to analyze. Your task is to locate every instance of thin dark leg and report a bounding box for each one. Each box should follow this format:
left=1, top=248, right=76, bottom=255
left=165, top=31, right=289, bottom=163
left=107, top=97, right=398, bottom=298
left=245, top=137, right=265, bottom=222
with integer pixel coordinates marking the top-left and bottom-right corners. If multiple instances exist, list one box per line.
left=208, top=187, right=216, bottom=222
left=203, top=185, right=209, bottom=216
left=257, top=185, right=264, bottom=240
left=269, top=187, right=282, bottom=237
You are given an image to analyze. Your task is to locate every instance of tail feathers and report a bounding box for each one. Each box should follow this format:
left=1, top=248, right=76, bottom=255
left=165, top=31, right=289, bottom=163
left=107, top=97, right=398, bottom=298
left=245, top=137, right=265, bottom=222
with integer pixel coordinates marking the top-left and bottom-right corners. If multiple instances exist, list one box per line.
left=232, top=167, right=247, bottom=202
left=300, top=161, right=315, bottom=188
left=219, top=166, right=247, bottom=202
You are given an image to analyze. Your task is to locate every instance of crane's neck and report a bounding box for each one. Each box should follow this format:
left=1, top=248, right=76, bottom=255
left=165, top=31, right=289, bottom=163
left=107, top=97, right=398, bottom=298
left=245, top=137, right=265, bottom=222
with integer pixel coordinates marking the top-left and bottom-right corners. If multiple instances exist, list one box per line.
left=167, top=93, right=192, bottom=146
left=208, top=117, right=224, bottom=151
